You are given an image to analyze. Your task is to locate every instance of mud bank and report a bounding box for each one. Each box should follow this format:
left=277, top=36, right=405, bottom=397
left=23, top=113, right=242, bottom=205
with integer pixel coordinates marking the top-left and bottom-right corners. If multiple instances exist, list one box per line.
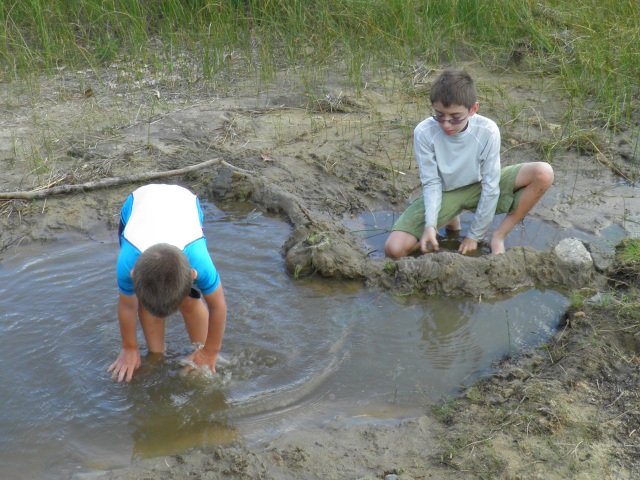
left=217, top=172, right=610, bottom=298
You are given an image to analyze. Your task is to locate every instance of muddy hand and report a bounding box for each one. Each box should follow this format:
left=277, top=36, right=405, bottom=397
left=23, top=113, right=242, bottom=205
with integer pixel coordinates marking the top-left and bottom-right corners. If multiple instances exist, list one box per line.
left=458, top=237, right=478, bottom=255
left=420, top=226, right=439, bottom=253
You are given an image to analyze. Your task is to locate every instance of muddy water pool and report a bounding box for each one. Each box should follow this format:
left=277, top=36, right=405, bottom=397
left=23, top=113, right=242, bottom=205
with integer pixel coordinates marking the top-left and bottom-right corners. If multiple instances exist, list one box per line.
left=0, top=203, right=571, bottom=479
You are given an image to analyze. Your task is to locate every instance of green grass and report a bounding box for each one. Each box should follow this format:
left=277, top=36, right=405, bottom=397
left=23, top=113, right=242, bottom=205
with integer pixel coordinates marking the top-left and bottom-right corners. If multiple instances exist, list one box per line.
left=615, top=238, right=640, bottom=266
left=0, top=1, right=638, bottom=129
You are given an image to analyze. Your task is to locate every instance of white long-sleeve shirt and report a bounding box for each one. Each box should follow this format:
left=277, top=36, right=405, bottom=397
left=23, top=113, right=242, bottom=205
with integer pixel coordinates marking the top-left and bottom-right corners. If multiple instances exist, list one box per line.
left=414, top=113, right=501, bottom=242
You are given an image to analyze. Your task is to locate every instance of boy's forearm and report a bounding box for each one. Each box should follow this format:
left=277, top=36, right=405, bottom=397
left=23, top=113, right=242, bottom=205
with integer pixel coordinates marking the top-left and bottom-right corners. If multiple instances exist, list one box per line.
left=468, top=195, right=499, bottom=241
left=204, top=307, right=226, bottom=355
left=117, top=295, right=139, bottom=349
left=202, top=288, right=227, bottom=355
left=118, top=318, right=138, bottom=349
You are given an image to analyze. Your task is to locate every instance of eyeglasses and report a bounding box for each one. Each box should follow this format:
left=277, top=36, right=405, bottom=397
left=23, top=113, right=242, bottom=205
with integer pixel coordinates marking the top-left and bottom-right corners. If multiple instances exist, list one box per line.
left=432, top=114, right=469, bottom=125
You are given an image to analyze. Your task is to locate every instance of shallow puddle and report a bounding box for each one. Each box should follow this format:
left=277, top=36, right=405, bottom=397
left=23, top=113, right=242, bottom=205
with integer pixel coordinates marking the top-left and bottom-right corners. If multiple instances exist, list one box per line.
left=344, top=210, right=619, bottom=257
left=0, top=202, right=570, bottom=478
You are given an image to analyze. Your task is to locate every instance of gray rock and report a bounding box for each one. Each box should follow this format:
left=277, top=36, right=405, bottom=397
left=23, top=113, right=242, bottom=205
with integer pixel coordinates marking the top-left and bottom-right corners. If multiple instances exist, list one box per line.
left=553, top=238, right=593, bottom=269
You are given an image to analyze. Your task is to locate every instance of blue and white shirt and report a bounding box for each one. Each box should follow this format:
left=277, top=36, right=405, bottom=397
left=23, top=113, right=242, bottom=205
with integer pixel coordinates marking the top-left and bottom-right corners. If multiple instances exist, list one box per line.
left=116, top=184, right=220, bottom=296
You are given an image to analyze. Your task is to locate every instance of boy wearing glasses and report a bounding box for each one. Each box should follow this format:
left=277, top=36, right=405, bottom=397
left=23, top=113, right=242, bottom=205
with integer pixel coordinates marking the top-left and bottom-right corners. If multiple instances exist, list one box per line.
left=385, top=69, right=553, bottom=257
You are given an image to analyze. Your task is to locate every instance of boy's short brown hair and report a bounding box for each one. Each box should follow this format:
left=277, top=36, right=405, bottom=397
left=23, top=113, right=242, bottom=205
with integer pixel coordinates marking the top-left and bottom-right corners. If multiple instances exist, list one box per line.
left=429, top=69, right=477, bottom=109
left=133, top=243, right=193, bottom=317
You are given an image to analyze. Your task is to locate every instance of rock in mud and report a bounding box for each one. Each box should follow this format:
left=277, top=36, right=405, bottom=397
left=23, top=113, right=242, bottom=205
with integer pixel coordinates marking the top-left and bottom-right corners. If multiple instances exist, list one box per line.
left=553, top=237, right=593, bottom=269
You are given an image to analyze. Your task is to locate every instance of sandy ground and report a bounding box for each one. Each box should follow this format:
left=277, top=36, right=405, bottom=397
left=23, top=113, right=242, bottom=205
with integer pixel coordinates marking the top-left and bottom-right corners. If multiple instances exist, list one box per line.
left=2, top=59, right=640, bottom=479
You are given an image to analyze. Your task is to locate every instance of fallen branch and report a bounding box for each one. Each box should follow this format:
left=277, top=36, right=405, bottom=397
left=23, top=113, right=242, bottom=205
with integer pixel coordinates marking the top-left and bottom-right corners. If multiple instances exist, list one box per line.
left=0, top=157, right=252, bottom=200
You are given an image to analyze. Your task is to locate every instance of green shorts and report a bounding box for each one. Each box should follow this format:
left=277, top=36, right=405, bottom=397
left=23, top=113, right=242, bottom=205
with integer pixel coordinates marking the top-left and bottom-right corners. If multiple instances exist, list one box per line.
left=392, top=164, right=524, bottom=239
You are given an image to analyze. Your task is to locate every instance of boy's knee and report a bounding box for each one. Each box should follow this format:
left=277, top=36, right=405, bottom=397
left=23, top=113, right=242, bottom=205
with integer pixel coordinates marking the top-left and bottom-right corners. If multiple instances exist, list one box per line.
left=384, top=231, right=417, bottom=259
left=535, top=162, right=554, bottom=188
left=384, top=240, right=403, bottom=259
left=179, top=295, right=200, bottom=315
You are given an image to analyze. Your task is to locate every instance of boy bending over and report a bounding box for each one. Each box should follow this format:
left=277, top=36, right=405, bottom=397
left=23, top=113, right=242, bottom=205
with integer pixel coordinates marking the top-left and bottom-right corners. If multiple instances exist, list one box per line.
left=385, top=69, right=553, bottom=258
left=108, top=184, right=227, bottom=382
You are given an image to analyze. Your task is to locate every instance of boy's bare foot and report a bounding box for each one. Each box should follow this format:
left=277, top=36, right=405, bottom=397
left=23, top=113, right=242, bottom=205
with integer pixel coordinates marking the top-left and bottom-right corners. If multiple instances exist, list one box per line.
left=445, top=216, right=461, bottom=231
left=489, top=236, right=506, bottom=254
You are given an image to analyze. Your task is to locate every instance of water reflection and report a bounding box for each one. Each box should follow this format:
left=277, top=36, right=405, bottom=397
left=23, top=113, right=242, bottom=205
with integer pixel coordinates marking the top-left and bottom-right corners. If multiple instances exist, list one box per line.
left=0, top=202, right=570, bottom=479
left=414, top=290, right=560, bottom=374
left=417, top=300, right=483, bottom=371
left=332, top=288, right=566, bottom=406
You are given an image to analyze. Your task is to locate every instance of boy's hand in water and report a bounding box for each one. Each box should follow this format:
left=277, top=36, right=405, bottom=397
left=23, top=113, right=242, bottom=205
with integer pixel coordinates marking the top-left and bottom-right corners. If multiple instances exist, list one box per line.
left=458, top=237, right=478, bottom=255
left=420, top=226, right=439, bottom=253
left=108, top=348, right=141, bottom=382
left=187, top=347, right=218, bottom=374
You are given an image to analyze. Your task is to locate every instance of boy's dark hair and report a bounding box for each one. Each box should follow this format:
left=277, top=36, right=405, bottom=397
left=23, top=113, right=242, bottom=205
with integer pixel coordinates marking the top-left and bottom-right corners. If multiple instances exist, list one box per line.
left=133, top=243, right=193, bottom=318
left=429, top=69, right=477, bottom=109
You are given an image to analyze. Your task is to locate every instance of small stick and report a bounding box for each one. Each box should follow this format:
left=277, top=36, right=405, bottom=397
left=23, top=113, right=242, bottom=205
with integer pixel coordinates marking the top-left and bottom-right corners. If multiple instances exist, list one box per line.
left=0, top=157, right=250, bottom=200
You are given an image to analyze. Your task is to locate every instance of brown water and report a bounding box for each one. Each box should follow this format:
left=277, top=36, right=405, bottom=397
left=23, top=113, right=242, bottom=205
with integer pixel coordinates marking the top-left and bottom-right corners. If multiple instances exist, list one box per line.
left=0, top=203, right=571, bottom=479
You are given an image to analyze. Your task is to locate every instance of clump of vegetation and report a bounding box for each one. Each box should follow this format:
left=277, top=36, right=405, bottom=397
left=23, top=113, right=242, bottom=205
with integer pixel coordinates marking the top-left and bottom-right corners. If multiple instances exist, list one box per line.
left=611, top=238, right=640, bottom=287
left=604, top=238, right=640, bottom=323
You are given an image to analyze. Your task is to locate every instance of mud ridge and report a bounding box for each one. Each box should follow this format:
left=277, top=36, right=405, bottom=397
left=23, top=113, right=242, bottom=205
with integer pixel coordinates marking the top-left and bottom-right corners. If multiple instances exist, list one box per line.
left=216, top=170, right=610, bottom=298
